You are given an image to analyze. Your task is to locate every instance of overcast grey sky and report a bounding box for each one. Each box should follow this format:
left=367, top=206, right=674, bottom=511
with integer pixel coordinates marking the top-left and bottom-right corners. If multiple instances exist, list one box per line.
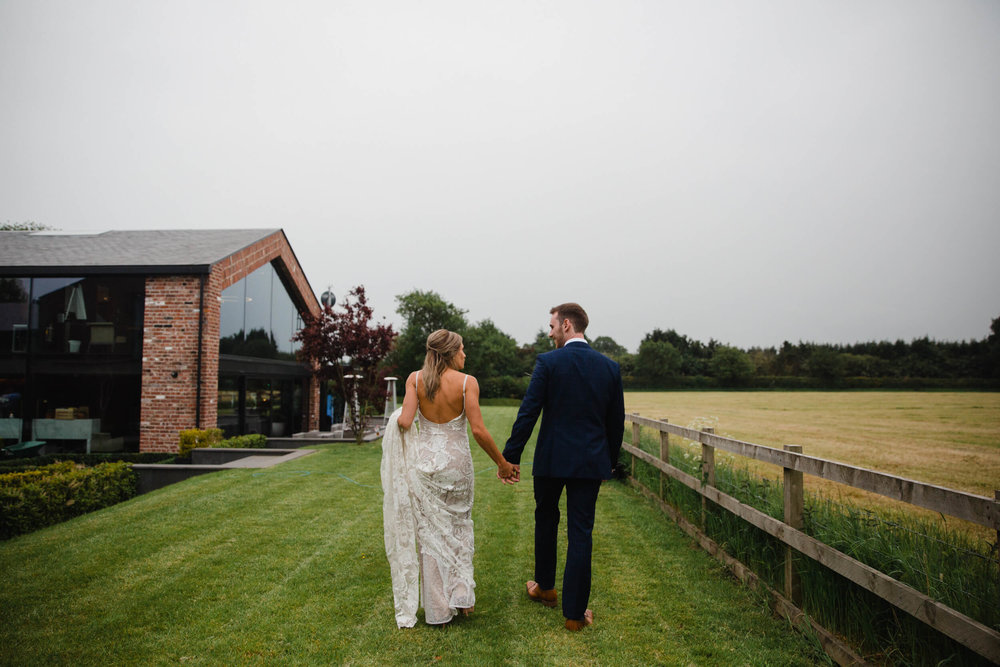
left=2, top=1, right=998, bottom=352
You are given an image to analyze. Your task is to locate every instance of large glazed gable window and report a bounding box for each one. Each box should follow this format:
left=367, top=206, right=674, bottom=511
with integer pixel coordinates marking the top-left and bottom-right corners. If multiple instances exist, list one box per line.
left=219, top=261, right=303, bottom=360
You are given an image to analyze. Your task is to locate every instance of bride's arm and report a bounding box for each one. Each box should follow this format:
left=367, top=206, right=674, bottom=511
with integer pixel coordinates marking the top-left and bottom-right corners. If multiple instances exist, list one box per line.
left=465, top=376, right=515, bottom=478
left=397, top=372, right=418, bottom=430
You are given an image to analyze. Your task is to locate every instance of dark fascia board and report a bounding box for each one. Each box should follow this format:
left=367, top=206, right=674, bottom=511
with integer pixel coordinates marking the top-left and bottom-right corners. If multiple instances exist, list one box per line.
left=0, top=264, right=211, bottom=277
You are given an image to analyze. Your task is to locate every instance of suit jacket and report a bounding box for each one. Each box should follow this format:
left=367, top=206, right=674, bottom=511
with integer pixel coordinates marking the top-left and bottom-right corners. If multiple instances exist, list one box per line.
left=503, top=341, right=625, bottom=479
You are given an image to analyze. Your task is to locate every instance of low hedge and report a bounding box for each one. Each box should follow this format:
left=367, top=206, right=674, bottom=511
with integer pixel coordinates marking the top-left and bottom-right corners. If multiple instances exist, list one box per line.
left=178, top=428, right=223, bottom=459
left=0, top=461, right=137, bottom=540
left=176, top=429, right=267, bottom=459
left=0, top=452, right=175, bottom=470
left=215, top=434, right=267, bottom=449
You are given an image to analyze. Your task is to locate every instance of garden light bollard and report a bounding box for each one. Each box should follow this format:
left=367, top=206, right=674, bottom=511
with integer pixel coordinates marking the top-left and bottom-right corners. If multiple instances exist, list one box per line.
left=783, top=444, right=804, bottom=606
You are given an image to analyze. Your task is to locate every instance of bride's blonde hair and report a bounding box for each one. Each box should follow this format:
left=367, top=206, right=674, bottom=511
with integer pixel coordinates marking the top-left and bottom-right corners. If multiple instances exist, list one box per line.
left=421, top=329, right=463, bottom=401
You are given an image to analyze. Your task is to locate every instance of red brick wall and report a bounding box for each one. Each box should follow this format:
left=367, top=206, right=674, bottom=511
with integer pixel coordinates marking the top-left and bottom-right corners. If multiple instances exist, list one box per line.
left=139, top=276, right=204, bottom=452
left=139, top=231, right=320, bottom=452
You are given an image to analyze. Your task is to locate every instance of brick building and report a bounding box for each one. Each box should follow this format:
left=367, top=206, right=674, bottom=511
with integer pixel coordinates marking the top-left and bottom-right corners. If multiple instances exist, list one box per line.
left=0, top=229, right=321, bottom=453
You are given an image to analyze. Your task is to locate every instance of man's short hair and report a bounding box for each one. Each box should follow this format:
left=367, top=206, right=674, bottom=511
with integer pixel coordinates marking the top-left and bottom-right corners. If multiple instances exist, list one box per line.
left=550, top=302, right=589, bottom=334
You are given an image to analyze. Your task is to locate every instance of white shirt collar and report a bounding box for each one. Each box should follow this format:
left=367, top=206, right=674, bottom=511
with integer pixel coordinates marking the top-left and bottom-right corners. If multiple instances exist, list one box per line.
left=564, top=337, right=587, bottom=346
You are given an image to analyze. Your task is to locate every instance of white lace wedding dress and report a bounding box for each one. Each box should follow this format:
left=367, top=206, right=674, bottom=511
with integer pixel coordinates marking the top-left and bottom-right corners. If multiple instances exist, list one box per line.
left=381, top=374, right=476, bottom=628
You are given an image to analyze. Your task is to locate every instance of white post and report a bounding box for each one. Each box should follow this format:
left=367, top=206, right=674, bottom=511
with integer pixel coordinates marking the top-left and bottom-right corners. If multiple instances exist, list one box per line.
left=384, top=377, right=398, bottom=418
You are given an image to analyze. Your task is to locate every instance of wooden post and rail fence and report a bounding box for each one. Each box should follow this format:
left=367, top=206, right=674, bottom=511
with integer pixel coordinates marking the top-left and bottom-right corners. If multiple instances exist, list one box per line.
left=622, top=413, right=1000, bottom=666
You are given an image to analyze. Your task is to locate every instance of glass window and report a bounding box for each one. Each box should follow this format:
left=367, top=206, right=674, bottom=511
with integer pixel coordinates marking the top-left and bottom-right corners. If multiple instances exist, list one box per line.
left=26, top=276, right=143, bottom=357
left=271, top=270, right=299, bottom=359
left=217, top=375, right=240, bottom=438
left=219, top=281, right=245, bottom=355
left=0, top=278, right=30, bottom=355
left=30, top=277, right=84, bottom=354
left=218, top=262, right=305, bottom=360
left=244, top=264, right=273, bottom=356
left=0, top=376, right=26, bottom=443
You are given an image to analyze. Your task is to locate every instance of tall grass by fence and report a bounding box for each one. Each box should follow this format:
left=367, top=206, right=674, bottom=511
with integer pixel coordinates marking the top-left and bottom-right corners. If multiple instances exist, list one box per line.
left=623, top=413, right=999, bottom=666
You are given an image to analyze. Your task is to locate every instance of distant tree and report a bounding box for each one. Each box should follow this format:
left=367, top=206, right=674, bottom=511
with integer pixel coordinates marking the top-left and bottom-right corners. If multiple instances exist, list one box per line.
left=509, top=330, right=551, bottom=380
left=806, top=347, right=846, bottom=386
left=708, top=346, right=755, bottom=384
left=636, top=339, right=682, bottom=384
left=389, top=290, right=468, bottom=376
left=840, top=353, right=889, bottom=377
left=528, top=329, right=552, bottom=356
left=747, top=347, right=779, bottom=376
left=591, top=335, right=627, bottom=357
left=462, top=319, right=522, bottom=378
left=901, top=336, right=949, bottom=377
left=776, top=341, right=807, bottom=376
left=294, top=286, right=395, bottom=444
left=0, top=221, right=51, bottom=231
left=643, top=328, right=711, bottom=375
left=616, top=352, right=637, bottom=376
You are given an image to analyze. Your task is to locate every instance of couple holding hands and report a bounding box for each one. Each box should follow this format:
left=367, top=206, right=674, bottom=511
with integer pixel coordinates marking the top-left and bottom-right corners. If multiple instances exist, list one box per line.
left=381, top=303, right=625, bottom=631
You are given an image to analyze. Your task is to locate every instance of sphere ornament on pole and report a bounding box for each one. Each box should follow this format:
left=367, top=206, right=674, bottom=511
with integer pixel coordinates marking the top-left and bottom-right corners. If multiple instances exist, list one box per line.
left=321, top=287, right=336, bottom=309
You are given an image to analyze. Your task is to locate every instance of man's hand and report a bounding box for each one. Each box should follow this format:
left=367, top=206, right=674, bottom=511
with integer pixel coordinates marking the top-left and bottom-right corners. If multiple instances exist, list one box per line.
left=497, top=463, right=520, bottom=485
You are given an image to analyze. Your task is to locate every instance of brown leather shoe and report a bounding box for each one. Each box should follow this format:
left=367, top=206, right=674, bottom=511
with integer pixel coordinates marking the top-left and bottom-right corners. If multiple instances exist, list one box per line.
left=564, top=609, right=594, bottom=631
left=525, top=580, right=557, bottom=607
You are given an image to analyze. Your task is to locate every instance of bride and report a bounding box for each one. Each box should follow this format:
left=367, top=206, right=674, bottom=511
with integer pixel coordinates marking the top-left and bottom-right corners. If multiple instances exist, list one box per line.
left=381, top=329, right=517, bottom=627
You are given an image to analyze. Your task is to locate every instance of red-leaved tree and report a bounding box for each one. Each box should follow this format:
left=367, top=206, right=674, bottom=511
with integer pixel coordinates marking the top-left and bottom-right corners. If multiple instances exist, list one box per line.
left=294, top=286, right=396, bottom=443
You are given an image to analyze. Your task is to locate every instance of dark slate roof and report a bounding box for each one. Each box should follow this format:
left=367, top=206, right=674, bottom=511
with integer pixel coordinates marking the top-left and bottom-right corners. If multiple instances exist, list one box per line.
left=0, top=229, right=283, bottom=275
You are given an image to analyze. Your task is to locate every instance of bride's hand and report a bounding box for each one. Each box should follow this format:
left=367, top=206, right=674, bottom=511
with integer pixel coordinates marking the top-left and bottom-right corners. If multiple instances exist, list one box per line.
left=497, top=459, right=518, bottom=484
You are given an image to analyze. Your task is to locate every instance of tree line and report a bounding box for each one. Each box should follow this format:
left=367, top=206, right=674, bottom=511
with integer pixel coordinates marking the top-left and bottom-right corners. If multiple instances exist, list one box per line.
left=384, top=290, right=1000, bottom=395
left=296, top=288, right=999, bottom=410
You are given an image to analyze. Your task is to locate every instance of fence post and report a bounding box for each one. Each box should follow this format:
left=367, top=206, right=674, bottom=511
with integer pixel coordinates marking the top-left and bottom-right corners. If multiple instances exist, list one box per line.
left=700, top=427, right=715, bottom=529
left=659, top=418, right=669, bottom=499
left=631, top=414, right=641, bottom=479
left=784, top=445, right=804, bottom=605
left=995, top=490, right=999, bottom=604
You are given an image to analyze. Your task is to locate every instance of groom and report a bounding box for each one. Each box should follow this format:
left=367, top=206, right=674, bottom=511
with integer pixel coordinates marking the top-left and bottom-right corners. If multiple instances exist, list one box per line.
left=501, top=303, right=625, bottom=631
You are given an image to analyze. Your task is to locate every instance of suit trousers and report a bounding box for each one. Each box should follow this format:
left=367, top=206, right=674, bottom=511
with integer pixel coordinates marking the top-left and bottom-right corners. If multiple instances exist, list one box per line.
left=533, top=476, right=602, bottom=621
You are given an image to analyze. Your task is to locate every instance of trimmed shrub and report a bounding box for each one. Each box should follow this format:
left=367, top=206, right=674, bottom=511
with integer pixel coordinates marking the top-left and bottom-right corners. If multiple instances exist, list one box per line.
left=178, top=428, right=223, bottom=459
left=215, top=434, right=267, bottom=449
left=0, top=461, right=137, bottom=540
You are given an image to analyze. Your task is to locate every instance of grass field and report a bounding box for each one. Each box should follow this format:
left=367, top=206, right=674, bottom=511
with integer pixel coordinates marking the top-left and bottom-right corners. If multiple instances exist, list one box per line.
left=0, top=406, right=826, bottom=666
left=624, top=391, right=1000, bottom=503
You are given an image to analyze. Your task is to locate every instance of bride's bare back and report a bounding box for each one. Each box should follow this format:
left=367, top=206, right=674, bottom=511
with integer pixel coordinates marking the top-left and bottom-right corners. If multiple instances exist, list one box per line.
left=416, top=369, right=467, bottom=423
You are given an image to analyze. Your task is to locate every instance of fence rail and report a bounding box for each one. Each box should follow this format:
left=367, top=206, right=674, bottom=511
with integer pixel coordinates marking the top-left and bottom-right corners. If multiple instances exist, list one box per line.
left=623, top=413, right=1000, bottom=665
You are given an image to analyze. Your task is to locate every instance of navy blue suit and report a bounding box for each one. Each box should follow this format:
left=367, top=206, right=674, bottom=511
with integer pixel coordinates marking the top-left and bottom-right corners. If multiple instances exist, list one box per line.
left=503, top=340, right=625, bottom=621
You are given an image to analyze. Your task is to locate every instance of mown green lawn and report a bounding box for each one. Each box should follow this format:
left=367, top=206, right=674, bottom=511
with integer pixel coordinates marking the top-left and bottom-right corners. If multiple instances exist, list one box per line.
left=0, top=407, right=825, bottom=666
